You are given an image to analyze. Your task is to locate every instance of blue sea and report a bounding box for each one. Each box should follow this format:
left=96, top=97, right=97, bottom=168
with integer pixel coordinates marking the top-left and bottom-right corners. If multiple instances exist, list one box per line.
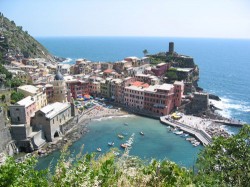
left=36, top=37, right=250, bottom=168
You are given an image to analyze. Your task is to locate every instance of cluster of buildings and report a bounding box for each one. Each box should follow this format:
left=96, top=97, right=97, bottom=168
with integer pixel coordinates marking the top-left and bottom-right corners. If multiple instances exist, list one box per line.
left=5, top=42, right=200, bottom=152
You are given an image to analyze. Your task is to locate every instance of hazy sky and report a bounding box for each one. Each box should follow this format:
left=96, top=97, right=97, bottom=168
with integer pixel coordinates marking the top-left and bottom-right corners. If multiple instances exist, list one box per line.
left=0, top=0, right=250, bottom=38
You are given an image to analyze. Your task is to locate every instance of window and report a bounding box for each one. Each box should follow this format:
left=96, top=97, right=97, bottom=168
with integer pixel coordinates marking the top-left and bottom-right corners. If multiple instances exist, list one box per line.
left=17, top=117, right=20, bottom=121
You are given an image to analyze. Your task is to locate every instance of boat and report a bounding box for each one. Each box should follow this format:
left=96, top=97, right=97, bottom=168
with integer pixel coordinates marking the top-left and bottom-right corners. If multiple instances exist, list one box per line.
left=140, top=132, right=144, bottom=136
left=193, top=142, right=200, bottom=146
left=186, top=137, right=196, bottom=141
left=120, top=143, right=128, bottom=149
left=174, top=131, right=184, bottom=135
left=108, top=142, right=114, bottom=146
left=124, top=123, right=128, bottom=126
left=118, top=134, right=124, bottom=139
left=96, top=148, right=102, bottom=152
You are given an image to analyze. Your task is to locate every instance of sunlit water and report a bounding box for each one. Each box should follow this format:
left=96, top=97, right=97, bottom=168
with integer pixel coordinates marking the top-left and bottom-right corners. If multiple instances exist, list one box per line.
left=36, top=37, right=250, bottom=169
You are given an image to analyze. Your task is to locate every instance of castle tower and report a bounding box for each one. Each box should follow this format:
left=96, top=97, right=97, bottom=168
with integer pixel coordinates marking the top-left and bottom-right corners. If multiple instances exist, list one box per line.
left=169, top=42, right=174, bottom=53
left=52, top=71, right=67, bottom=103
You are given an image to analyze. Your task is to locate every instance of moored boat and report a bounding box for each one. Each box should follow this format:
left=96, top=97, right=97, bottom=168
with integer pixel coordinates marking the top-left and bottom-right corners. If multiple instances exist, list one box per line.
left=120, top=143, right=128, bottom=149
left=140, top=132, right=144, bottom=136
left=96, top=148, right=102, bottom=152
left=118, top=134, right=124, bottom=139
left=108, top=142, right=114, bottom=146
left=174, top=131, right=184, bottom=135
left=193, top=142, right=200, bottom=146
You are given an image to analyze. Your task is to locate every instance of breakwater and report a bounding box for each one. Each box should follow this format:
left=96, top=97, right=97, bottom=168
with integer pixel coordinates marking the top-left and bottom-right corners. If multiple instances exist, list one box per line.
left=160, top=116, right=212, bottom=146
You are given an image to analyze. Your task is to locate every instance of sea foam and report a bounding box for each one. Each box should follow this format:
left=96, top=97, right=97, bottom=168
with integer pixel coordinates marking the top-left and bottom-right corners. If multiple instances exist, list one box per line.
left=210, top=97, right=250, bottom=120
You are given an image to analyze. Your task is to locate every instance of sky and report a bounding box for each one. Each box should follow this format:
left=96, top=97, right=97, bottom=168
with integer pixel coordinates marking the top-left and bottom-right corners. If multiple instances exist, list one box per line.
left=0, top=0, right=250, bottom=38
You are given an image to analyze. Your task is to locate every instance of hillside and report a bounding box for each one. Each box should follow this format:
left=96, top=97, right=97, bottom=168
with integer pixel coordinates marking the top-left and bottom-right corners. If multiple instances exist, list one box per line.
left=0, top=13, right=55, bottom=63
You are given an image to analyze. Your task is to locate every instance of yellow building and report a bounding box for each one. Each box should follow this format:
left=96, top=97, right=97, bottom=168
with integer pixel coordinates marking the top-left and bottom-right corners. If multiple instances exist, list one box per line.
left=17, top=85, right=47, bottom=111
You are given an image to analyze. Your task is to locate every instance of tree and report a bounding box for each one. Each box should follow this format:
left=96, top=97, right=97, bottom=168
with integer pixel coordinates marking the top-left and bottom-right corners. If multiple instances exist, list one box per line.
left=195, top=125, right=250, bottom=186
left=166, top=71, right=178, bottom=82
left=10, top=91, right=24, bottom=104
left=143, top=49, right=148, bottom=56
left=0, top=156, right=49, bottom=187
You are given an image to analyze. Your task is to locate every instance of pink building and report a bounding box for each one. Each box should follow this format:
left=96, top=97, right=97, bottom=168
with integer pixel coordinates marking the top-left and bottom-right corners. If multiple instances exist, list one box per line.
left=173, top=81, right=184, bottom=107
left=144, top=84, right=175, bottom=115
left=9, top=96, right=36, bottom=125
left=45, top=84, right=54, bottom=103
left=151, top=63, right=170, bottom=76
left=124, top=81, right=149, bottom=110
left=66, top=80, right=90, bottom=99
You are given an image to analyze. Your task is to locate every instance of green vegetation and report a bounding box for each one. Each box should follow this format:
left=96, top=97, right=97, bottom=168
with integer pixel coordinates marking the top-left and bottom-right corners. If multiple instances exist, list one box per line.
left=5, top=77, right=24, bottom=88
left=195, top=125, right=250, bottom=186
left=0, top=64, right=24, bottom=87
left=0, top=13, right=54, bottom=62
left=0, top=125, right=249, bottom=186
left=149, top=55, right=166, bottom=65
left=10, top=91, right=24, bottom=104
left=166, top=68, right=178, bottom=82
left=0, top=64, right=12, bottom=79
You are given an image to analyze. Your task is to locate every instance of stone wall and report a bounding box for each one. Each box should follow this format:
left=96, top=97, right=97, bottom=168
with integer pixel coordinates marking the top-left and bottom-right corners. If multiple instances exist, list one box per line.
left=0, top=109, right=13, bottom=154
left=185, top=92, right=209, bottom=115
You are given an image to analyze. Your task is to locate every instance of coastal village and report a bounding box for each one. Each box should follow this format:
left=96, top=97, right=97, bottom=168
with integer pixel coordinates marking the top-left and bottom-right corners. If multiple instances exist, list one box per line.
left=0, top=41, right=242, bottom=163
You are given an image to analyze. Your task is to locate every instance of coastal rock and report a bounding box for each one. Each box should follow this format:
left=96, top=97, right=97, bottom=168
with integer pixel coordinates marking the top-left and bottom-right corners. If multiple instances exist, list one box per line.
left=209, top=94, right=221, bottom=101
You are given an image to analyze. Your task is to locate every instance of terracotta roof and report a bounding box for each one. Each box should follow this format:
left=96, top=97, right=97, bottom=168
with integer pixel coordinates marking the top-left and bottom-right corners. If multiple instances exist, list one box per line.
left=103, top=69, right=113, bottom=73
left=131, top=81, right=144, bottom=87
left=142, top=83, right=149, bottom=88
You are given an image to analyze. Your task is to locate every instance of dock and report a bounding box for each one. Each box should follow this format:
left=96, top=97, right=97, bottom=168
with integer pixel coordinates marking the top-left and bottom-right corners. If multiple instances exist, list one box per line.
left=212, top=119, right=243, bottom=127
left=160, top=116, right=212, bottom=146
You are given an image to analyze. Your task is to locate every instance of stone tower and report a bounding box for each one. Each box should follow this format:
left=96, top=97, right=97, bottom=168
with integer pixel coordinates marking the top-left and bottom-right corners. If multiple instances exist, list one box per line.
left=169, top=42, right=174, bottom=53
left=52, top=71, right=67, bottom=103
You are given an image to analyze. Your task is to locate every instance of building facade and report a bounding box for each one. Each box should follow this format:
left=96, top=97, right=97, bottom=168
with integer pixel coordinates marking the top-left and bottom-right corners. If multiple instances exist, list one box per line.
left=32, top=102, right=72, bottom=142
left=17, top=85, right=47, bottom=110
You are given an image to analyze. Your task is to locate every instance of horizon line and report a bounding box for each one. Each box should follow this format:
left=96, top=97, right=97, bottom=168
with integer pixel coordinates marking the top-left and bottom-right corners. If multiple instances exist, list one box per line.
left=34, top=35, right=250, bottom=40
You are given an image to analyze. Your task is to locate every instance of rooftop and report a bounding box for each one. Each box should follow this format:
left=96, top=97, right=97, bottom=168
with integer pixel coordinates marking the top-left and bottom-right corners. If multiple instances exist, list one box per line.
left=40, top=102, right=70, bottom=119
left=17, top=96, right=35, bottom=107
left=157, top=62, right=167, bottom=66
left=176, top=68, right=193, bottom=72
left=103, top=69, right=113, bottom=73
left=18, top=85, right=39, bottom=95
left=157, top=84, right=174, bottom=91
left=174, top=81, right=184, bottom=86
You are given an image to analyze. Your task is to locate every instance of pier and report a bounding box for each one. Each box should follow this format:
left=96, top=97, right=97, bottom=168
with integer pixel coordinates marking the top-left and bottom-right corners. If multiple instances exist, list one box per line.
left=212, top=119, right=243, bottom=127
left=160, top=116, right=212, bottom=146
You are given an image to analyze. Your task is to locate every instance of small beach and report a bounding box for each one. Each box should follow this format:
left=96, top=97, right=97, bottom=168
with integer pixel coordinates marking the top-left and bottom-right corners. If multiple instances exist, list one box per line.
left=36, top=106, right=129, bottom=157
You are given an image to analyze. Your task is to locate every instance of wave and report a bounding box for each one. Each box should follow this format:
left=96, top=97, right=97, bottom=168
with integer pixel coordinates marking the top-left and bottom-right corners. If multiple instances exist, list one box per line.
left=62, top=58, right=74, bottom=64
left=210, top=97, right=250, bottom=119
left=93, top=114, right=135, bottom=121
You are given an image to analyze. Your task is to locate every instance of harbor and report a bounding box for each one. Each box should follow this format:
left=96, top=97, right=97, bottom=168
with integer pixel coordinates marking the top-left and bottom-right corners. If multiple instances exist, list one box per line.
left=160, top=116, right=212, bottom=146
left=36, top=115, right=202, bottom=170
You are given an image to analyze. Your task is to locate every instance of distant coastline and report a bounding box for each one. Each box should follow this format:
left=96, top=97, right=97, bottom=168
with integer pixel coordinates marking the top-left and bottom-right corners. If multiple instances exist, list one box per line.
left=37, top=37, right=250, bottom=124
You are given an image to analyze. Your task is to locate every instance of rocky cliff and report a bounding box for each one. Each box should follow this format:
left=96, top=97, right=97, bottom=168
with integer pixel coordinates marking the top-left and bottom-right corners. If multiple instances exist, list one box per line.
left=0, top=13, right=55, bottom=64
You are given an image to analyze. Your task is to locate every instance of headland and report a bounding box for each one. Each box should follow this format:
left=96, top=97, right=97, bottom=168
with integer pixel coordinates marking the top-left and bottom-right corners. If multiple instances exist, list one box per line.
left=0, top=25, right=244, bottom=163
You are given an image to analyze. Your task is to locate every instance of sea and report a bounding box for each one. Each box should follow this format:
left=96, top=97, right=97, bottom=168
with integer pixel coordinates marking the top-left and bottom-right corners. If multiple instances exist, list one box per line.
left=35, top=37, right=250, bottom=169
